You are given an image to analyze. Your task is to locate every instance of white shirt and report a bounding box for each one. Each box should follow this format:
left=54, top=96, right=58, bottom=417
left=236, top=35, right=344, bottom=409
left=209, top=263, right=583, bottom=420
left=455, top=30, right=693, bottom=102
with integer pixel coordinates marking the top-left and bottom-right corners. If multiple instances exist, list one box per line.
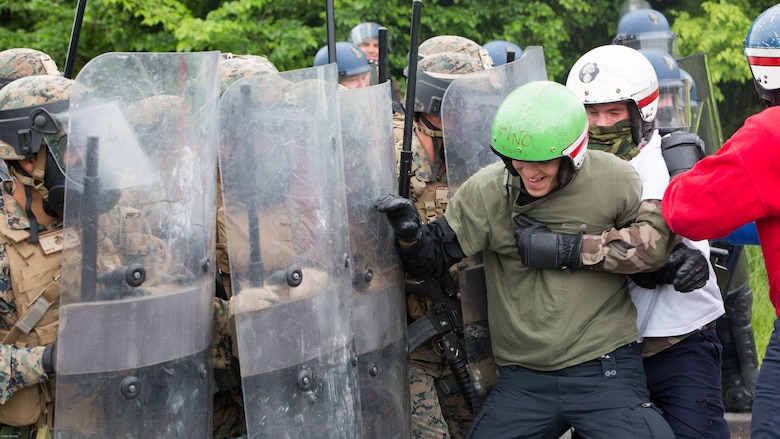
left=629, top=130, right=725, bottom=338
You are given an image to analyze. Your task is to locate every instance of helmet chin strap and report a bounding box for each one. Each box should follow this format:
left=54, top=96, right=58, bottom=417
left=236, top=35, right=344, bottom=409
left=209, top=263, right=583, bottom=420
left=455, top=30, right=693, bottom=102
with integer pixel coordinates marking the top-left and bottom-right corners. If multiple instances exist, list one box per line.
left=416, top=113, right=443, bottom=138
left=10, top=149, right=49, bottom=199
left=10, top=149, right=50, bottom=243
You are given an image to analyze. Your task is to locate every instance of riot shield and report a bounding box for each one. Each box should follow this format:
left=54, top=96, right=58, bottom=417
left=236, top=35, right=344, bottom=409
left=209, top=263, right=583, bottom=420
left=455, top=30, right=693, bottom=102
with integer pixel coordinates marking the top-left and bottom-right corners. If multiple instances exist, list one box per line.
left=55, top=52, right=220, bottom=437
left=441, top=47, right=547, bottom=411
left=340, top=81, right=410, bottom=437
left=676, top=52, right=724, bottom=155
left=443, top=46, right=548, bottom=193
left=218, top=64, right=361, bottom=438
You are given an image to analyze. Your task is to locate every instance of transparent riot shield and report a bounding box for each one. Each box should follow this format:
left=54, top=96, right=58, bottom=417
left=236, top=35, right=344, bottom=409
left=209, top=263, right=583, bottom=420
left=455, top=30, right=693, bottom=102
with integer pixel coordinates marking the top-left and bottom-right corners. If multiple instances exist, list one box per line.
left=55, top=51, right=220, bottom=438
left=340, top=81, right=410, bottom=437
left=441, top=46, right=547, bottom=411
left=443, top=46, right=548, bottom=193
left=676, top=52, right=724, bottom=155
left=219, top=64, right=360, bottom=438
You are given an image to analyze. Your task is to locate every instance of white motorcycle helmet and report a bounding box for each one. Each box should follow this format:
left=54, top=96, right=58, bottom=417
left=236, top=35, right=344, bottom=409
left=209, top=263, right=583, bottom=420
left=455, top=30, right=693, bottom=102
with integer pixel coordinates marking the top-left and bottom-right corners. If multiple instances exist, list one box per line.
left=566, top=44, right=659, bottom=145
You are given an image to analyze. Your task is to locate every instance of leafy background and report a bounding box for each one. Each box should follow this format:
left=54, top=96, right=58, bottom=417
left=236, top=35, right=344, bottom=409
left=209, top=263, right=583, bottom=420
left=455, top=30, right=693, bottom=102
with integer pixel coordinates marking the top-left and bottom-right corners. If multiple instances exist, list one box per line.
left=1, top=0, right=775, bottom=137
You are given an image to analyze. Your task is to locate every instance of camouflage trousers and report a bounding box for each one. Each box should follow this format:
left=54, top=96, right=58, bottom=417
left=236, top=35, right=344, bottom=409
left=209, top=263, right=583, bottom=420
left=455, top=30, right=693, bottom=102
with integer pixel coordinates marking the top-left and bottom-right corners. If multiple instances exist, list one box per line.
left=410, top=348, right=474, bottom=439
left=212, top=388, right=246, bottom=439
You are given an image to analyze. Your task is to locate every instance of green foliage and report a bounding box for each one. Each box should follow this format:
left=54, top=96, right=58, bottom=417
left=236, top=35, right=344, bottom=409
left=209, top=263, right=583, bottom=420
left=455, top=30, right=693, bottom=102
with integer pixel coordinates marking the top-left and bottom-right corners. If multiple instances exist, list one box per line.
left=0, top=0, right=775, bottom=136
left=747, top=245, right=772, bottom=365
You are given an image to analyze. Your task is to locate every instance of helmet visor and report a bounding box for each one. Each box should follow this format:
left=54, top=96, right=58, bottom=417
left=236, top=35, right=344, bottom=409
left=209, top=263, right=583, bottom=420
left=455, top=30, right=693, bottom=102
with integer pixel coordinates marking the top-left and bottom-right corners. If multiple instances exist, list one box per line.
left=0, top=100, right=68, bottom=159
left=656, top=77, right=691, bottom=132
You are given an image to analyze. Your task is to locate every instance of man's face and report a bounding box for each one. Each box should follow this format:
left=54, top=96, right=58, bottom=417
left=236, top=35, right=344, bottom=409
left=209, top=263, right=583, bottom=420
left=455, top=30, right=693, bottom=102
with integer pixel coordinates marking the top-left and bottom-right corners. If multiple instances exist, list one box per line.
left=585, top=102, right=630, bottom=127
left=340, top=71, right=371, bottom=89
left=656, top=92, right=680, bottom=127
left=359, top=38, right=379, bottom=62
left=511, top=158, right=562, bottom=197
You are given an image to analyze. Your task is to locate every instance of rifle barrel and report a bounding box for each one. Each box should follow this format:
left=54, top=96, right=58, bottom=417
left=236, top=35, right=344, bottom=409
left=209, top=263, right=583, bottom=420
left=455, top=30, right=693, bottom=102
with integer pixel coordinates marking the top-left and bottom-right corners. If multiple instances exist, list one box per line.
left=399, top=0, right=423, bottom=198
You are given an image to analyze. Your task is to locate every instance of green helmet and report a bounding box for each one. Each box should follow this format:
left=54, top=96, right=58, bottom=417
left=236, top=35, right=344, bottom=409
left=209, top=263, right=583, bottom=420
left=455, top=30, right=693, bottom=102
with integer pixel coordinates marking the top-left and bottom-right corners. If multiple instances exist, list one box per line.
left=0, top=48, right=60, bottom=89
left=410, top=51, right=487, bottom=115
left=491, top=81, right=588, bottom=169
left=219, top=53, right=278, bottom=95
left=418, top=35, right=494, bottom=68
left=0, top=75, right=72, bottom=160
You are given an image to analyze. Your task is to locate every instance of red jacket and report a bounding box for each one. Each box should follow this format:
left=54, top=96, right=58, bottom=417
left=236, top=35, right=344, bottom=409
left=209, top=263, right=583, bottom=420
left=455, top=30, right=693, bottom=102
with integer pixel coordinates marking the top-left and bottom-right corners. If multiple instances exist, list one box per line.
left=663, top=106, right=780, bottom=316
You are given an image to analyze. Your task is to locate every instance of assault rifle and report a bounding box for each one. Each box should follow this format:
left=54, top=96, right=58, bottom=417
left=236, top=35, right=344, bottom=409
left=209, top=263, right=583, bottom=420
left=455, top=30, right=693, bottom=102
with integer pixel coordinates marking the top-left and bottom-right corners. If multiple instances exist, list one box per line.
left=398, top=0, right=476, bottom=413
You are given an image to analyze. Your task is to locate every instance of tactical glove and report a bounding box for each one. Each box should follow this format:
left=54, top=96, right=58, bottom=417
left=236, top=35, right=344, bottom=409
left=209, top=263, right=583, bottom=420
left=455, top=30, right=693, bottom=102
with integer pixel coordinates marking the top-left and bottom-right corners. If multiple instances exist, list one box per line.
left=629, top=243, right=709, bottom=292
left=374, top=194, right=423, bottom=243
left=42, top=343, right=56, bottom=379
left=661, top=131, right=706, bottom=177
left=513, top=214, right=582, bottom=271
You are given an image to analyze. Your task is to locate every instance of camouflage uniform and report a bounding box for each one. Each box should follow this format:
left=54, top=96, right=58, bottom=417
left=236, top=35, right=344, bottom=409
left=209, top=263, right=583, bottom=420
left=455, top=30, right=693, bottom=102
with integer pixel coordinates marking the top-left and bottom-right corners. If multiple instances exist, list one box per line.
left=0, top=189, right=59, bottom=433
left=397, top=44, right=489, bottom=438
left=0, top=73, right=71, bottom=437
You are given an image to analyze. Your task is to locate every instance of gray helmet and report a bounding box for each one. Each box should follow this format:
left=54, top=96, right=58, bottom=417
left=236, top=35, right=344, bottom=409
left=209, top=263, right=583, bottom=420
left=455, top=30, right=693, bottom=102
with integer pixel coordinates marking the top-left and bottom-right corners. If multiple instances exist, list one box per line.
left=0, top=48, right=60, bottom=89
left=349, top=22, right=381, bottom=46
left=313, top=42, right=373, bottom=77
left=613, top=8, right=679, bottom=57
left=219, top=53, right=278, bottom=95
left=483, top=40, right=523, bottom=66
left=408, top=51, right=487, bottom=116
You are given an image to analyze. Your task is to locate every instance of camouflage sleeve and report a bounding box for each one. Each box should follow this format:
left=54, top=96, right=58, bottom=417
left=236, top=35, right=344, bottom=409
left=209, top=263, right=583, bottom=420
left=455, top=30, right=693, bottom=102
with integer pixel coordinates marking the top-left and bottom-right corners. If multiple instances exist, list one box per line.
left=0, top=344, right=48, bottom=404
left=579, top=199, right=680, bottom=274
left=210, top=297, right=233, bottom=370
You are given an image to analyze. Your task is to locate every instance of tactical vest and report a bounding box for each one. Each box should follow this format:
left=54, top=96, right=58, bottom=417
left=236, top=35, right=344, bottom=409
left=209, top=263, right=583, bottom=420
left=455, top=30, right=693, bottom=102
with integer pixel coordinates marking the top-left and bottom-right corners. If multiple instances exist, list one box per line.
left=0, top=205, right=60, bottom=430
left=411, top=178, right=449, bottom=224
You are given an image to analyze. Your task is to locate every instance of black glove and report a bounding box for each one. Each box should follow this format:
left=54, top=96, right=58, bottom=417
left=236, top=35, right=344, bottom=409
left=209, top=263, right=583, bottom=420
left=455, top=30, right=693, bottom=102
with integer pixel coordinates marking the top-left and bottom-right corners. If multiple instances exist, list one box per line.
left=629, top=243, right=709, bottom=292
left=42, top=342, right=56, bottom=379
left=513, top=214, right=582, bottom=271
left=661, top=131, right=706, bottom=177
left=374, top=194, right=423, bottom=243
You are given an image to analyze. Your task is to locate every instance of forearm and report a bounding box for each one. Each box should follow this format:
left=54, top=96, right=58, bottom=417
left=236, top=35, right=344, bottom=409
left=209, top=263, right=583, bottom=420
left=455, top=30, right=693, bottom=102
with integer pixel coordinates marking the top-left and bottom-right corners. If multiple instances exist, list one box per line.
left=580, top=200, right=678, bottom=274
left=0, top=344, right=49, bottom=404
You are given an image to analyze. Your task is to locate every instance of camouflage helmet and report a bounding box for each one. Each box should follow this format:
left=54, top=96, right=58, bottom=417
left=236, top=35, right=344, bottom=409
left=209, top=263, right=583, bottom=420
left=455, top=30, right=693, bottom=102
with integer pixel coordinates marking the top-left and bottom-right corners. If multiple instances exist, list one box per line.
left=0, top=48, right=60, bottom=89
left=127, top=95, right=185, bottom=153
left=418, top=35, right=493, bottom=68
left=0, top=75, right=72, bottom=160
left=219, top=53, right=278, bottom=95
left=408, top=51, right=487, bottom=116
